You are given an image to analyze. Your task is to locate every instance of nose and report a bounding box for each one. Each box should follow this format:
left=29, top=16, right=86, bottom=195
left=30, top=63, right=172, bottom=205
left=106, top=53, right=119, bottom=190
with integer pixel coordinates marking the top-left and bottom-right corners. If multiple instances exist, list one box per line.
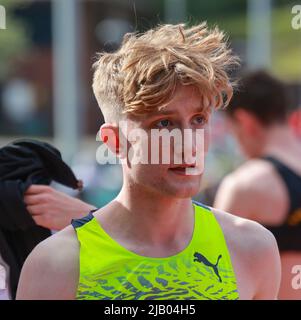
left=183, top=128, right=198, bottom=165
left=173, top=125, right=202, bottom=164
left=184, top=128, right=205, bottom=175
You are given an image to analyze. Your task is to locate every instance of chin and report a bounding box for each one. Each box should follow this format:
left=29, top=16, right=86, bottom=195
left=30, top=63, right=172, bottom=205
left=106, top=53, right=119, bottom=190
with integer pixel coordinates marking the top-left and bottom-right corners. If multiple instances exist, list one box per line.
left=161, top=178, right=202, bottom=199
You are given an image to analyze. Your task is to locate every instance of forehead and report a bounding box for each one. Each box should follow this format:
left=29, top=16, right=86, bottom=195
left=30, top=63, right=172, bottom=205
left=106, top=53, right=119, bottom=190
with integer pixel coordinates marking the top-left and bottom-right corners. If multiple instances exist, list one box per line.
left=162, top=85, right=202, bottom=112
left=124, top=85, right=212, bottom=128
left=148, top=85, right=208, bottom=118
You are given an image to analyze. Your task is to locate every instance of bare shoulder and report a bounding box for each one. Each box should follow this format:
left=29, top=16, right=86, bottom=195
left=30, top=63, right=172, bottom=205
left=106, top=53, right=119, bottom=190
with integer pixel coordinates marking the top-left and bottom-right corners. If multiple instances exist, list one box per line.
left=220, top=159, right=276, bottom=190
left=16, top=225, right=80, bottom=300
left=211, top=207, right=281, bottom=299
left=214, top=159, right=287, bottom=221
left=212, top=207, right=278, bottom=253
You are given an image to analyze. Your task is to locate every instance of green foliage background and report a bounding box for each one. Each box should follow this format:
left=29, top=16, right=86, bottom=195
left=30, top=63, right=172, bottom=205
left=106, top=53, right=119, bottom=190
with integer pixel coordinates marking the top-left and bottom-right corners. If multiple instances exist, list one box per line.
left=0, top=0, right=300, bottom=80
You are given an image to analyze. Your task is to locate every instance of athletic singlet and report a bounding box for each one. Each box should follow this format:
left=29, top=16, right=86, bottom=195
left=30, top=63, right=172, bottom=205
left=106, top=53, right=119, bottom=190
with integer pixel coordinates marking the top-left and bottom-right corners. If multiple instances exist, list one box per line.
left=71, top=201, right=239, bottom=300
left=263, top=156, right=301, bottom=251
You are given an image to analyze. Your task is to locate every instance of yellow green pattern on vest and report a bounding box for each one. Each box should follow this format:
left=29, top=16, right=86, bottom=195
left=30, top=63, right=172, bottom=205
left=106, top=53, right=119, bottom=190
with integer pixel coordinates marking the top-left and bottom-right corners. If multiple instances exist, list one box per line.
left=73, top=201, right=239, bottom=300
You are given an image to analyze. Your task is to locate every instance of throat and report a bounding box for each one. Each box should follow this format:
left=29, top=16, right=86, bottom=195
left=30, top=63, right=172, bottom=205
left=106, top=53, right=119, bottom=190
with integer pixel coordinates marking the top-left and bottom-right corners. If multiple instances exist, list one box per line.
left=105, top=196, right=195, bottom=250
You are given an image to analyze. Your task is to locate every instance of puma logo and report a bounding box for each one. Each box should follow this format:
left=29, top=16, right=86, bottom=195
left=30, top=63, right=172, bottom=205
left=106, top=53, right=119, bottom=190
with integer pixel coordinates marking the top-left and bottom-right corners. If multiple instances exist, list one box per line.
left=193, top=252, right=222, bottom=283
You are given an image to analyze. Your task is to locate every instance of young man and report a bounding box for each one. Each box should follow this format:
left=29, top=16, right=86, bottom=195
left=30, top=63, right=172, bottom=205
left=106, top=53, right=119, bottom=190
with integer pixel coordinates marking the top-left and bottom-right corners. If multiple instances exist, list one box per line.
left=16, top=23, right=280, bottom=300
left=214, top=70, right=301, bottom=299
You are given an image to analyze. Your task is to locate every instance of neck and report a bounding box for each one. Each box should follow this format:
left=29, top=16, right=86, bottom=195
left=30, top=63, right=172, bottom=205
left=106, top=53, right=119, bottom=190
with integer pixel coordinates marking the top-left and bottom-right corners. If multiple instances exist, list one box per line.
left=261, top=124, right=298, bottom=156
left=115, top=180, right=194, bottom=245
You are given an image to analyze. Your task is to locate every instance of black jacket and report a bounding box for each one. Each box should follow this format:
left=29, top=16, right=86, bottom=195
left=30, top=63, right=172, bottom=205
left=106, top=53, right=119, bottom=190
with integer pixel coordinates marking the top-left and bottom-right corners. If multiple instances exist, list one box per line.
left=0, top=139, right=82, bottom=299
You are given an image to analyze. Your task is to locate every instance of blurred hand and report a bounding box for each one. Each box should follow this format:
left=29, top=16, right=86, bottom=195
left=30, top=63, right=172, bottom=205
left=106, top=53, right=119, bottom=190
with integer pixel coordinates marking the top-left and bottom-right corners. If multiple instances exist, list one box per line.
left=24, top=185, right=96, bottom=230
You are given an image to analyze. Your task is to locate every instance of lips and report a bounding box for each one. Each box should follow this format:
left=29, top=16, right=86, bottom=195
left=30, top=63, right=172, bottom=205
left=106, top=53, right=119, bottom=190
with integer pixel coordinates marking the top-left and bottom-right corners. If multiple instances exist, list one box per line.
left=168, top=165, right=196, bottom=175
left=169, top=164, right=196, bottom=170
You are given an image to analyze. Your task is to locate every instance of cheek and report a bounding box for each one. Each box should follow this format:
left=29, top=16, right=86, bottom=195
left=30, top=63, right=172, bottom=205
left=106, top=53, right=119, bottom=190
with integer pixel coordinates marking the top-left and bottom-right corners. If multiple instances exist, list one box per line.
left=204, top=126, right=210, bottom=153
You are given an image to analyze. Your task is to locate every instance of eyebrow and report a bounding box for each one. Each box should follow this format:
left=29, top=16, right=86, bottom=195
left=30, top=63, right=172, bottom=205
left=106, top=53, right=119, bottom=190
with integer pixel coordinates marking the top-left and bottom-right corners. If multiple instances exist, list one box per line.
left=147, top=104, right=207, bottom=118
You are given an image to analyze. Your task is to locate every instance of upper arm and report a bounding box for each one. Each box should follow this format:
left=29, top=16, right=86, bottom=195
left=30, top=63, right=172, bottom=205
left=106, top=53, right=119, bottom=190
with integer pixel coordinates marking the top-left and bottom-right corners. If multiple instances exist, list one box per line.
left=252, top=228, right=281, bottom=300
left=233, top=219, right=282, bottom=300
left=16, top=226, right=80, bottom=300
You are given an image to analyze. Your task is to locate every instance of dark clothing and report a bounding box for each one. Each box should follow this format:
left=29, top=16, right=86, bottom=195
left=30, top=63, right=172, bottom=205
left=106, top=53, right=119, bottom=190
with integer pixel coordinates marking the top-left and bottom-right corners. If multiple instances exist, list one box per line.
left=0, top=139, right=82, bottom=299
left=263, top=156, right=301, bottom=252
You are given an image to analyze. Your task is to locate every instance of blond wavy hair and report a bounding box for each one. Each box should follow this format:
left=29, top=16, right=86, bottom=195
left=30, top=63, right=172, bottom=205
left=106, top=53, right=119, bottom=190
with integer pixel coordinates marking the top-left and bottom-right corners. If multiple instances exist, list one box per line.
left=92, top=22, right=239, bottom=123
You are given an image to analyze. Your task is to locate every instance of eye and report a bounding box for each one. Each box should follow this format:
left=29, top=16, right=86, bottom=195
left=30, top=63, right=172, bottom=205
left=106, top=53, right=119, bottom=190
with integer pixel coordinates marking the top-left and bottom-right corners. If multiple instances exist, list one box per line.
left=156, top=119, right=172, bottom=128
left=193, top=115, right=207, bottom=126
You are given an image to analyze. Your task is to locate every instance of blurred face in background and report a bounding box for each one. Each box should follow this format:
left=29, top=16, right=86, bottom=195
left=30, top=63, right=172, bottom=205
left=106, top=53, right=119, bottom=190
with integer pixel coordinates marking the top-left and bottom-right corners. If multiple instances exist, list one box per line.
left=120, top=85, right=212, bottom=199
left=227, top=108, right=266, bottom=159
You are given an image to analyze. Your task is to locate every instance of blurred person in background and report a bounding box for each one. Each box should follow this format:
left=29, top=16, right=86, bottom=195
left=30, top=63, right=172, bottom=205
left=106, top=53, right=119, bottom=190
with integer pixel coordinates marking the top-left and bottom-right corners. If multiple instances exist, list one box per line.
left=17, top=23, right=280, bottom=300
left=214, top=70, right=301, bottom=299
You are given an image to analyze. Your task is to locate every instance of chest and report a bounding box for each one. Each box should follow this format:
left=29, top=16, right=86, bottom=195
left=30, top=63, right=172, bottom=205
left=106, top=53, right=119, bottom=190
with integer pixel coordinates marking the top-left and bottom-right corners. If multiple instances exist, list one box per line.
left=78, top=253, right=239, bottom=300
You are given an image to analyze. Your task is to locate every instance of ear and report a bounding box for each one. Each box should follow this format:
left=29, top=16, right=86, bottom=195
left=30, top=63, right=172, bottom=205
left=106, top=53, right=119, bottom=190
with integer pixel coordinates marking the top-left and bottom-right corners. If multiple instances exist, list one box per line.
left=233, top=109, right=262, bottom=135
left=99, top=123, right=120, bottom=154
